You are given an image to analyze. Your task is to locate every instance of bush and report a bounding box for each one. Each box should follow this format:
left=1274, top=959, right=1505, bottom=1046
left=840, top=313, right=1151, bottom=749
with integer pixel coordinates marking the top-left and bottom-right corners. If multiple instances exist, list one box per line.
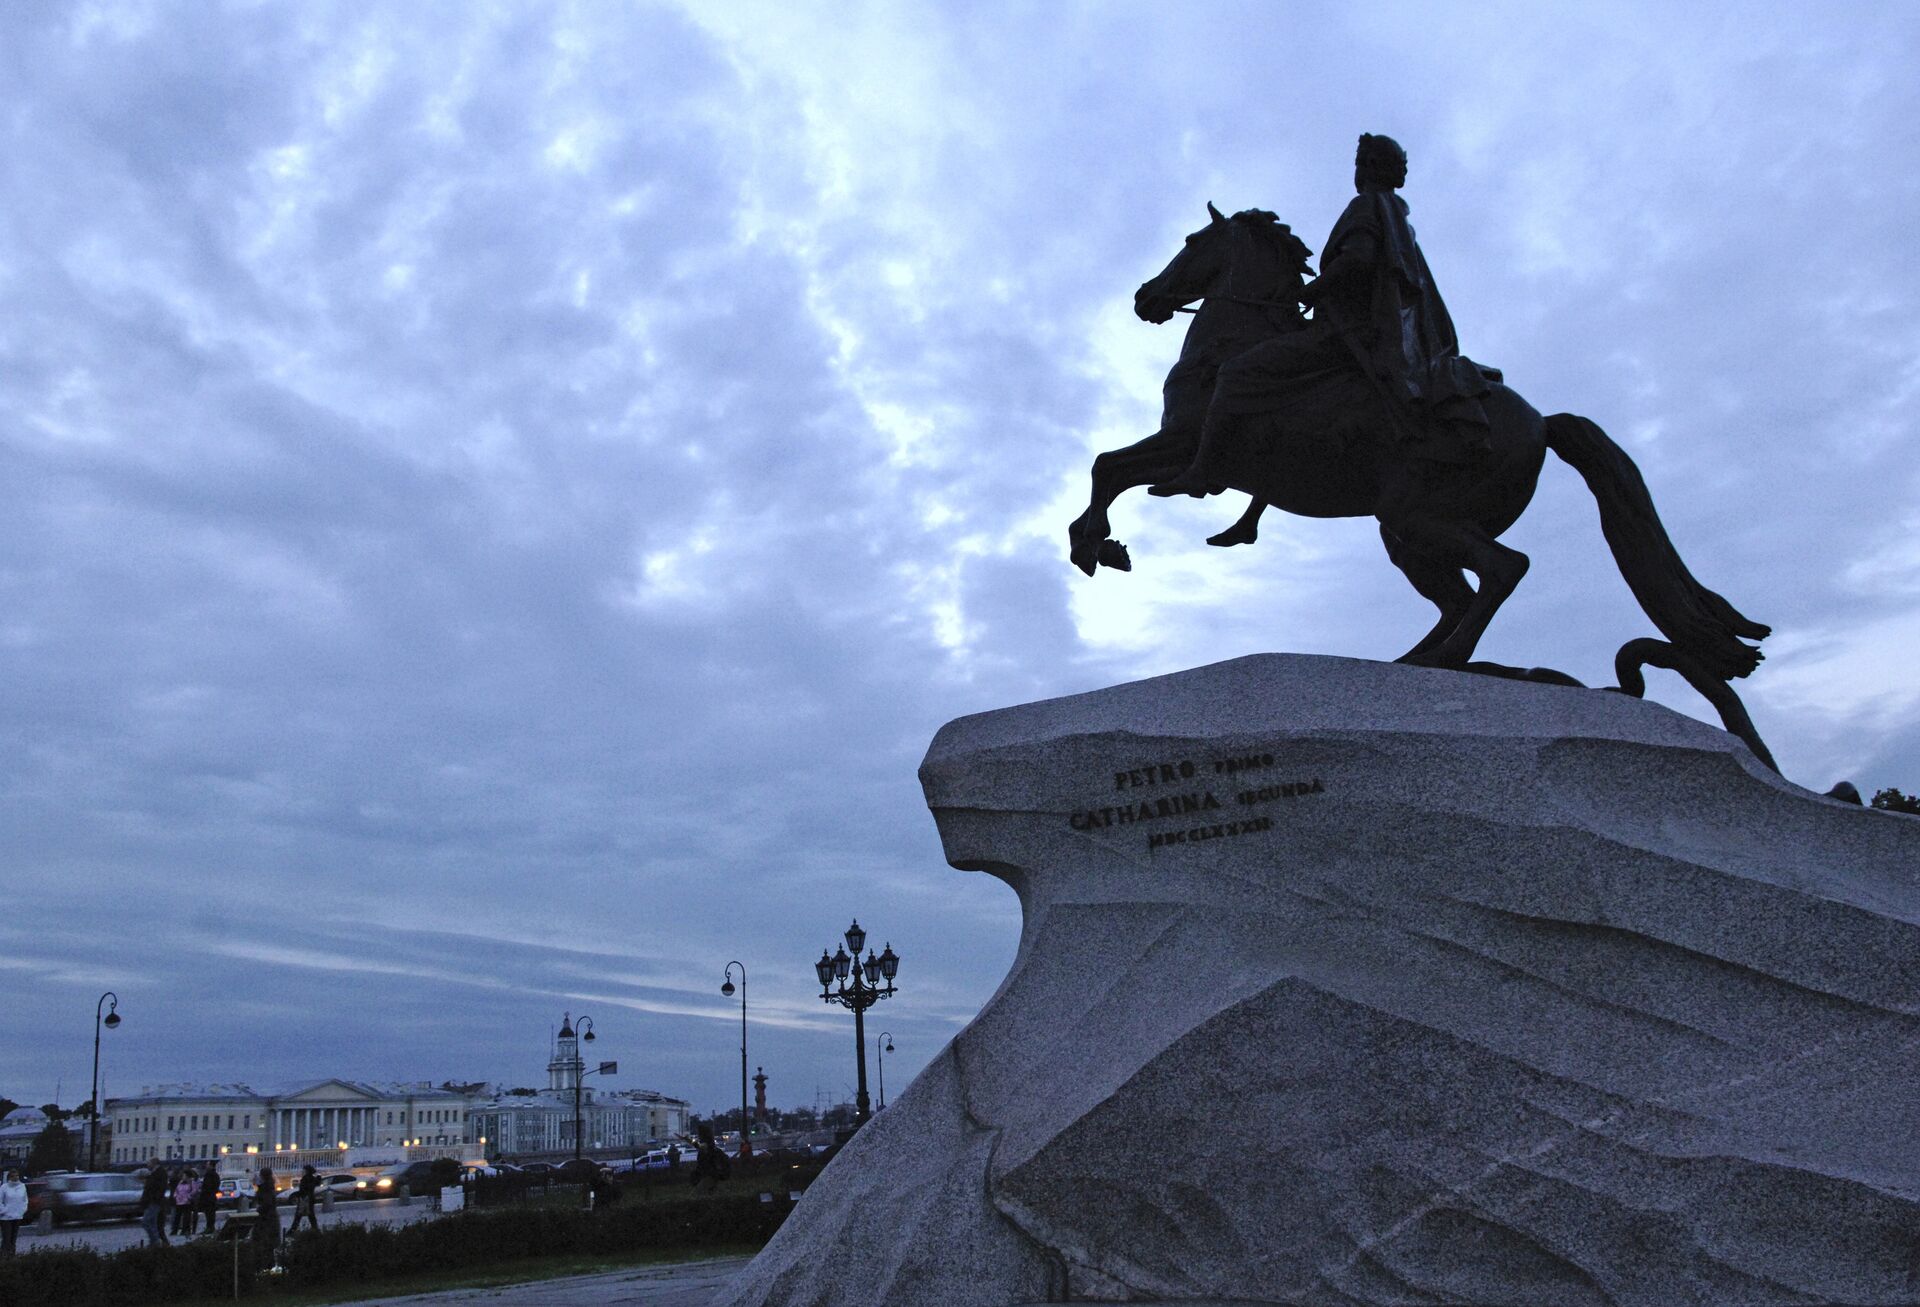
left=0, top=1191, right=786, bottom=1306
left=0, top=1239, right=270, bottom=1307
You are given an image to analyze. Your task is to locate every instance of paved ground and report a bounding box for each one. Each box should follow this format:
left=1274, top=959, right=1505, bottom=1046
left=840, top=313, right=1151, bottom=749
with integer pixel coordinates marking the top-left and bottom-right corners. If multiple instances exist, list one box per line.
left=20, top=1195, right=439, bottom=1254
left=326, top=1256, right=751, bottom=1306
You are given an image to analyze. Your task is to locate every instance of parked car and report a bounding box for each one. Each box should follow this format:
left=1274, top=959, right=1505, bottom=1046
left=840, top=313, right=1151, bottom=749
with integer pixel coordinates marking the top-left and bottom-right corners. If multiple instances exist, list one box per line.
left=626, top=1146, right=688, bottom=1173
left=33, top=1172, right=147, bottom=1225
left=317, top=1172, right=360, bottom=1199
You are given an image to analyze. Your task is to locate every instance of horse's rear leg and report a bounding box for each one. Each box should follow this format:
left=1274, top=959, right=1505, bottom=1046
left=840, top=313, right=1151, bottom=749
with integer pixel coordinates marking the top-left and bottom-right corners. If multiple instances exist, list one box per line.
left=1381, top=524, right=1474, bottom=659
left=1384, top=515, right=1528, bottom=667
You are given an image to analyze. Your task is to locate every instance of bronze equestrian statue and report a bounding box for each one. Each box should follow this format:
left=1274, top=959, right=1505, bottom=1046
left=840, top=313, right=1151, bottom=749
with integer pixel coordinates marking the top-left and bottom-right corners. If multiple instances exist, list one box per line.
left=1067, top=134, right=1775, bottom=768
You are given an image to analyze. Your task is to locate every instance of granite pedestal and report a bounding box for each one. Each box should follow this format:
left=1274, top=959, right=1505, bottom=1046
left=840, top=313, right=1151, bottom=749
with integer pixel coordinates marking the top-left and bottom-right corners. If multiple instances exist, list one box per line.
left=716, top=654, right=1920, bottom=1306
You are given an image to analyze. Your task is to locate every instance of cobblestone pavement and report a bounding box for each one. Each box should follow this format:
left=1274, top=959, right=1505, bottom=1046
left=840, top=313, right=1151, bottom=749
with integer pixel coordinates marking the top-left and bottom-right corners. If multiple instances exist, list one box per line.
left=326, top=1255, right=751, bottom=1306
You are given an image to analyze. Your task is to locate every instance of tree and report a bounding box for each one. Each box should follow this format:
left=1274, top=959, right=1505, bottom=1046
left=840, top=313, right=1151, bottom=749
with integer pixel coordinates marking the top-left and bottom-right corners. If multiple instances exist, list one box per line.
left=27, top=1117, right=74, bottom=1173
left=38, top=1103, right=69, bottom=1122
left=0, top=1098, right=19, bottom=1120
left=1872, top=787, right=1920, bottom=815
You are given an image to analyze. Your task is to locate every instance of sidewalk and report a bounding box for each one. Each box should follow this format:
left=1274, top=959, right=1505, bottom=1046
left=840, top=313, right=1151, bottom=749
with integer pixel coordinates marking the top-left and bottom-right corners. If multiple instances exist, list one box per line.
left=22, top=1198, right=436, bottom=1255
left=325, top=1256, right=750, bottom=1306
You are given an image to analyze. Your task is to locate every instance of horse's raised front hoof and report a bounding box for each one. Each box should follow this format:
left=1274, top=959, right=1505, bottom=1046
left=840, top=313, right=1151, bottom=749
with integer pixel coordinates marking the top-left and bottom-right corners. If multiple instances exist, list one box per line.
left=1097, top=539, right=1132, bottom=572
left=1067, top=525, right=1100, bottom=576
left=1206, top=521, right=1258, bottom=548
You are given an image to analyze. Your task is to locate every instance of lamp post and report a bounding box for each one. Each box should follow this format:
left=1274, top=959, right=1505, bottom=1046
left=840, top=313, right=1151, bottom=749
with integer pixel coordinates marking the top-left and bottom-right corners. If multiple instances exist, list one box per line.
left=559, top=1012, right=596, bottom=1161
left=815, top=920, right=899, bottom=1126
left=877, top=1032, right=895, bottom=1111
left=721, top=962, right=751, bottom=1158
left=88, top=992, right=121, bottom=1170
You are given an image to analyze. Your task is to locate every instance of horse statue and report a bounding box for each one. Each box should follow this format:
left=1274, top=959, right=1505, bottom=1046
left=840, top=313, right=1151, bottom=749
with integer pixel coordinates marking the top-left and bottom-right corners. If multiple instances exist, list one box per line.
left=1066, top=203, right=1777, bottom=769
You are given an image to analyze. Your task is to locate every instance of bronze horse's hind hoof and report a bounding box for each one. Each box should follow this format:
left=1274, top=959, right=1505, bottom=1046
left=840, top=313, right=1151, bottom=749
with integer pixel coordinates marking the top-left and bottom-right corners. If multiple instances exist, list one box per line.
left=1097, top=539, right=1133, bottom=571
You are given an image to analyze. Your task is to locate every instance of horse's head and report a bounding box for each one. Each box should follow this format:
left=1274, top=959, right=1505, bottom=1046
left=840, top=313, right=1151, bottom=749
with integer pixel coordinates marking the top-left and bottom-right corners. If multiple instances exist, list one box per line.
left=1135, top=202, right=1233, bottom=323
left=1134, top=203, right=1313, bottom=324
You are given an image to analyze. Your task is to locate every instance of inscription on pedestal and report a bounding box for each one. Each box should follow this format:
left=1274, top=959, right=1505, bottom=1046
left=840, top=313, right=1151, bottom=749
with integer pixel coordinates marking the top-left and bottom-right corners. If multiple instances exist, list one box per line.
left=1068, top=750, right=1325, bottom=850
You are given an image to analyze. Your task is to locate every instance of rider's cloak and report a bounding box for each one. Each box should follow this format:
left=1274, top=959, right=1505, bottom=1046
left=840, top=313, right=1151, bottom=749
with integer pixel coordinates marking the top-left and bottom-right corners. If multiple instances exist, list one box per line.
left=1321, top=190, right=1492, bottom=447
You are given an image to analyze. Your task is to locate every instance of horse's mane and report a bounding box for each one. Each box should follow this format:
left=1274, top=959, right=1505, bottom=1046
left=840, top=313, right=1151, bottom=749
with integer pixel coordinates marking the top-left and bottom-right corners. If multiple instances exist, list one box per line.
left=1230, top=208, right=1315, bottom=277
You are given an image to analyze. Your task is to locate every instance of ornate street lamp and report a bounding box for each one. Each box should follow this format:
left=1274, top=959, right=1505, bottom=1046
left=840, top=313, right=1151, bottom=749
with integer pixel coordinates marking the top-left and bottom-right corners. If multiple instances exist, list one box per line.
left=877, top=1032, right=896, bottom=1111
left=815, top=920, right=899, bottom=1125
left=721, top=962, right=751, bottom=1158
left=88, top=992, right=121, bottom=1170
left=559, top=1012, right=597, bottom=1161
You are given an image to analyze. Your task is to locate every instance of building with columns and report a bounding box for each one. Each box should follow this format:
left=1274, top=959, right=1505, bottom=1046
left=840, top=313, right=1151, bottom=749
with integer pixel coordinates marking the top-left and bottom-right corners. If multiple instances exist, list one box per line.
left=107, top=1080, right=481, bottom=1174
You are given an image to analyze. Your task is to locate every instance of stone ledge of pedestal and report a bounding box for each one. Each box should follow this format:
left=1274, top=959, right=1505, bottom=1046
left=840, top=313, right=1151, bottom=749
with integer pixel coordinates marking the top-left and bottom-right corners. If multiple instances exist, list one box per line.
left=716, top=654, right=1920, bottom=1307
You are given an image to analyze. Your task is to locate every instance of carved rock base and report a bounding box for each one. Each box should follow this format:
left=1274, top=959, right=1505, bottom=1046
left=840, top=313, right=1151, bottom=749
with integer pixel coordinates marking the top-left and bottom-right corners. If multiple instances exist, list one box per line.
left=714, top=654, right=1920, bottom=1307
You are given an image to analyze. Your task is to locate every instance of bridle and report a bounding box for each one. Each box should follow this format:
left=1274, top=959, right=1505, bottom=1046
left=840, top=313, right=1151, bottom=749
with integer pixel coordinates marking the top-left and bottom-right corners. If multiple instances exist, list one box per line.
left=1172, top=221, right=1300, bottom=315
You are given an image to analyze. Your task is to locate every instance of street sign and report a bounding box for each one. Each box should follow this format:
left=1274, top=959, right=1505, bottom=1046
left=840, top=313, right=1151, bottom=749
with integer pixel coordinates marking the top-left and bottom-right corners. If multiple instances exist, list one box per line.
left=598, top=1061, right=618, bottom=1075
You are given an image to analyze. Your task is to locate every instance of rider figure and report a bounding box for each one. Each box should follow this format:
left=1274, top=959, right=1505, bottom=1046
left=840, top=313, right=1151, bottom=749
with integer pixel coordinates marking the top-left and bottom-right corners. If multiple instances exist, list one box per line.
left=1151, top=133, right=1491, bottom=501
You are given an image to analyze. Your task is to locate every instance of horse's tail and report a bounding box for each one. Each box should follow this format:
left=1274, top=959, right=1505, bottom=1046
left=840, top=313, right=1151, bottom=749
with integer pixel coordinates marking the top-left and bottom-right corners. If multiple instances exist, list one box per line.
left=1543, top=413, right=1769, bottom=681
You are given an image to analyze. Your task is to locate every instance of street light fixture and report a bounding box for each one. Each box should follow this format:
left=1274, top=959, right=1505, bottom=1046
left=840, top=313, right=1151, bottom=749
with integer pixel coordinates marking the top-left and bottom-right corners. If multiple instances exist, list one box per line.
left=721, top=962, right=751, bottom=1158
left=558, top=1012, right=599, bottom=1161
left=88, top=992, right=120, bottom=1170
left=877, top=1032, right=895, bottom=1111
left=815, top=919, right=899, bottom=1126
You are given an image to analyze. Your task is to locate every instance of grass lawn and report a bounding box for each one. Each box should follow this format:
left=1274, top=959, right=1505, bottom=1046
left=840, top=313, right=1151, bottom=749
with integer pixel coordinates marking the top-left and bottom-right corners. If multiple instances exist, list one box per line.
left=168, top=1244, right=757, bottom=1307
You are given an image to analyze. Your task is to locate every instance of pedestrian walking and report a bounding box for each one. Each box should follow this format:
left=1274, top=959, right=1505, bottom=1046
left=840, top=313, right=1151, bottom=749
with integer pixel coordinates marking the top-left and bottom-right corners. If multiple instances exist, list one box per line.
left=252, top=1168, right=279, bottom=1254
left=0, top=1168, right=27, bottom=1256
left=172, top=1169, right=198, bottom=1236
left=288, top=1164, right=321, bottom=1234
left=197, top=1163, right=220, bottom=1235
left=139, top=1164, right=171, bottom=1246
left=688, top=1124, right=729, bottom=1192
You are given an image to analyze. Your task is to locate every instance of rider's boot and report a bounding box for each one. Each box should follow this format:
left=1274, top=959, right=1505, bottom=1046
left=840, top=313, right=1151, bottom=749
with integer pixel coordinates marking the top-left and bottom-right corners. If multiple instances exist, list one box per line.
left=1148, top=467, right=1221, bottom=498
left=1149, top=427, right=1227, bottom=497
left=1149, top=400, right=1230, bottom=497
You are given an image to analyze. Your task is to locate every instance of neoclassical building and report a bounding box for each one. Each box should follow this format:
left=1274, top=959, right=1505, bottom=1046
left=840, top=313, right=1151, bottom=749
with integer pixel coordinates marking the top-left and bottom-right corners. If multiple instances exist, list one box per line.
left=470, top=1022, right=690, bottom=1160
left=107, top=1080, right=480, bottom=1173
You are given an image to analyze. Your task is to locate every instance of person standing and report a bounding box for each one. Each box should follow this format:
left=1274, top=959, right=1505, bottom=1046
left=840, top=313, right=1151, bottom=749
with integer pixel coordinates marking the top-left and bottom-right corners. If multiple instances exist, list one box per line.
left=139, top=1164, right=171, bottom=1246
left=288, top=1164, right=321, bottom=1234
left=0, top=1168, right=27, bottom=1256
left=172, top=1168, right=198, bottom=1236
left=197, top=1163, right=220, bottom=1236
left=688, top=1124, right=729, bottom=1192
left=252, top=1168, right=279, bottom=1254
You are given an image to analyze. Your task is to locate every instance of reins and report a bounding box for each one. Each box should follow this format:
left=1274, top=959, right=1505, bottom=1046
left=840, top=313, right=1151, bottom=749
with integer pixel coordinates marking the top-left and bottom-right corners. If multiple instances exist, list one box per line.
left=1175, top=293, right=1299, bottom=314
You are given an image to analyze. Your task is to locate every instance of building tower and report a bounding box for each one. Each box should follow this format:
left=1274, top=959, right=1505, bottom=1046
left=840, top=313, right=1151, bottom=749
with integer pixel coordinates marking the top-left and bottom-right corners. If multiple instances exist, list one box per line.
left=548, top=1017, right=584, bottom=1094
left=753, top=1067, right=768, bottom=1122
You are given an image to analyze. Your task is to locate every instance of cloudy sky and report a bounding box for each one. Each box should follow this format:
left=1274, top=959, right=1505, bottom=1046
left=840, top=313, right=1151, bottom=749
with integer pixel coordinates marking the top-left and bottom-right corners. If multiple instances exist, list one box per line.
left=3, top=1, right=1917, bottom=1120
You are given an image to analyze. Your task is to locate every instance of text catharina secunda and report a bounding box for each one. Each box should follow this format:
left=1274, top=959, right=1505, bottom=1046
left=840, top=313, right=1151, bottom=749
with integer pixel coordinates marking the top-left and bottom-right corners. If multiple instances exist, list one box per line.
left=1066, top=751, right=1326, bottom=851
